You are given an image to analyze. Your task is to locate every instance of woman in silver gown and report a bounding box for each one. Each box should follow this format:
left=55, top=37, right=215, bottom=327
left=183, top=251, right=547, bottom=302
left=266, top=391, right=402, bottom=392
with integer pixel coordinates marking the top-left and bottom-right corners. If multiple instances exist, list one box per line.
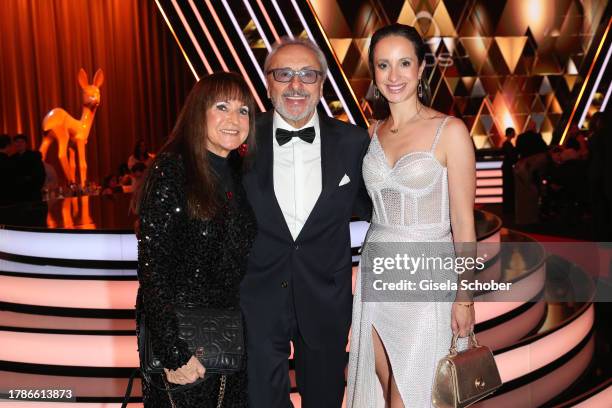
left=347, top=24, right=476, bottom=407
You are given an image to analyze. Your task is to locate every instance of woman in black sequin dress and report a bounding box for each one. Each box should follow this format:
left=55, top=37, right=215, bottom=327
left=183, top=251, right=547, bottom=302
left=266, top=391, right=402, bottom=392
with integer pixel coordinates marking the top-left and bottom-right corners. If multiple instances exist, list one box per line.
left=133, top=72, right=257, bottom=407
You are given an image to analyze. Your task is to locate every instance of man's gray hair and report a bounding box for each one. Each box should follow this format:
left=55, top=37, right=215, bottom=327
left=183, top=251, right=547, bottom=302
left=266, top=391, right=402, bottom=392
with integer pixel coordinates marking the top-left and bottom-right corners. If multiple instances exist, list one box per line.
left=263, top=36, right=328, bottom=81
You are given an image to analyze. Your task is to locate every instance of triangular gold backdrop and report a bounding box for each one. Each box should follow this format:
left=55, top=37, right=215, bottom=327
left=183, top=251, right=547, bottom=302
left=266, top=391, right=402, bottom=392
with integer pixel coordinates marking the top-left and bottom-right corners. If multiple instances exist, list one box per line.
left=308, top=0, right=607, bottom=147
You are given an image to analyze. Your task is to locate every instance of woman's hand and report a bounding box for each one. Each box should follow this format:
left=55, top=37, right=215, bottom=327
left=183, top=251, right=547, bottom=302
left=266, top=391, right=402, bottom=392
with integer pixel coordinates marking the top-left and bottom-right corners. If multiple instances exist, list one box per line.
left=164, top=355, right=206, bottom=385
left=451, top=302, right=475, bottom=337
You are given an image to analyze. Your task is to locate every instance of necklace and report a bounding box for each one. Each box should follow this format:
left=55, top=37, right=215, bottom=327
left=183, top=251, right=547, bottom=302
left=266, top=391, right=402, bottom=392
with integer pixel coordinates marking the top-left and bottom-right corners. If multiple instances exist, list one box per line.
left=389, top=108, right=421, bottom=134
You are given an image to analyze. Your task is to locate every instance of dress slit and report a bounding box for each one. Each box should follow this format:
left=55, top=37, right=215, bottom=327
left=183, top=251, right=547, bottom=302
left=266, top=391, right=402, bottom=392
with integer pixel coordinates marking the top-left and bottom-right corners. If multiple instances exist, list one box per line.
left=370, top=322, right=409, bottom=407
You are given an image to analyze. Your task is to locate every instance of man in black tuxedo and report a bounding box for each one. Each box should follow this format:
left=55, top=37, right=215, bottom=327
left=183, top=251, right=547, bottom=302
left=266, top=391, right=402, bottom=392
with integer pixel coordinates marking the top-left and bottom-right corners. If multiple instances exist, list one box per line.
left=241, top=37, right=371, bottom=408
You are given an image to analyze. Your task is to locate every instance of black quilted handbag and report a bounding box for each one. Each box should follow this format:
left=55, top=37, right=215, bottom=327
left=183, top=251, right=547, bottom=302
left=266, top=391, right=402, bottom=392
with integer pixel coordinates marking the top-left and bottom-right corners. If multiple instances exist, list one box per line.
left=143, top=306, right=245, bottom=375
left=121, top=306, right=244, bottom=408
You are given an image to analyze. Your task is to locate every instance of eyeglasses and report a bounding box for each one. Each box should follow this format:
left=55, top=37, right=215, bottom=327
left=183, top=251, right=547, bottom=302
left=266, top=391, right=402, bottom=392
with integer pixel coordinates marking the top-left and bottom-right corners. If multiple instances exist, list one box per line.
left=266, top=68, right=323, bottom=84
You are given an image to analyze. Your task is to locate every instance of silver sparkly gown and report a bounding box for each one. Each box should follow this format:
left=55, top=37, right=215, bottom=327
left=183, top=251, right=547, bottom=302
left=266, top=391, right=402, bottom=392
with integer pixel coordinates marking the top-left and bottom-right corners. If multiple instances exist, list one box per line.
left=347, top=116, right=457, bottom=407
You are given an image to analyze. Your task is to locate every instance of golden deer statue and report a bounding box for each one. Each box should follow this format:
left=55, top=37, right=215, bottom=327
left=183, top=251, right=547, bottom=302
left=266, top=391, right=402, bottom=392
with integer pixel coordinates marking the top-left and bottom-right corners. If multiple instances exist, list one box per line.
left=41, top=68, right=104, bottom=187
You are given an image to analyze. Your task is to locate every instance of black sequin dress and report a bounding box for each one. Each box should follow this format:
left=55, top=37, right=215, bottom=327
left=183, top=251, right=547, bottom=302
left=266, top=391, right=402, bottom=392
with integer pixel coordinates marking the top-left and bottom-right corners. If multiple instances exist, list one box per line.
left=136, top=151, right=256, bottom=407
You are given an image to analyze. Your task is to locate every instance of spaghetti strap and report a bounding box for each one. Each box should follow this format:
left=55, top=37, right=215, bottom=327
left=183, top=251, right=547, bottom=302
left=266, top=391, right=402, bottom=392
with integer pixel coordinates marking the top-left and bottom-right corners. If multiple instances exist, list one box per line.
left=369, top=120, right=381, bottom=137
left=430, top=116, right=451, bottom=153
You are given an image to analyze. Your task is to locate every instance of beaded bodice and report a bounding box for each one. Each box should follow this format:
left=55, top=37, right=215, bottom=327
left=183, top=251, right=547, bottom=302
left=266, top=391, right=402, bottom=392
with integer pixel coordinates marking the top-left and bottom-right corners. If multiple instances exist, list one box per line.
left=363, top=116, right=451, bottom=240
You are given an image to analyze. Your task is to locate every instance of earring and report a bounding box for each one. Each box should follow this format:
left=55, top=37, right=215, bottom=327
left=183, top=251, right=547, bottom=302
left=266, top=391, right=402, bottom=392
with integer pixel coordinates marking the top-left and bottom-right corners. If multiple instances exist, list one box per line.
left=374, top=87, right=380, bottom=98
left=418, top=79, right=423, bottom=99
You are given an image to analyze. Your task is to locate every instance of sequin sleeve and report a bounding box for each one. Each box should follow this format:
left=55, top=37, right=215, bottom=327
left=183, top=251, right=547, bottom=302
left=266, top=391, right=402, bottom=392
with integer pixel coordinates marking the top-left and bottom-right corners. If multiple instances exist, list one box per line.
left=137, top=153, right=192, bottom=369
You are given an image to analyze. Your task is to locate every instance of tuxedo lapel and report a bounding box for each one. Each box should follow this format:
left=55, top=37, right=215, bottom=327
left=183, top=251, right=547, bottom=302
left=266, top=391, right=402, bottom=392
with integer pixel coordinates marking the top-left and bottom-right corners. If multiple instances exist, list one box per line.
left=255, top=112, right=294, bottom=242
left=319, top=114, right=342, bottom=199
left=295, top=113, right=341, bottom=241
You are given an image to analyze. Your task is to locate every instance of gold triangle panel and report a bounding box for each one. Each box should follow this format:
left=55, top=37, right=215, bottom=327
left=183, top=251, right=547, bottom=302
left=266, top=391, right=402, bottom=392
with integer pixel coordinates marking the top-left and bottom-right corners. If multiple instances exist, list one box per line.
left=514, top=57, right=533, bottom=75
left=429, top=1, right=457, bottom=37
left=512, top=114, right=529, bottom=133
left=483, top=40, right=509, bottom=75
left=494, top=36, right=527, bottom=74
left=461, top=76, right=476, bottom=93
left=458, top=14, right=480, bottom=37
left=352, top=58, right=372, bottom=80
left=531, top=96, right=546, bottom=113
left=541, top=115, right=555, bottom=133
left=329, top=38, right=353, bottom=62
left=472, top=135, right=485, bottom=149
left=349, top=79, right=372, bottom=102
left=352, top=38, right=371, bottom=63
left=342, top=41, right=369, bottom=78
left=496, top=3, right=529, bottom=36
left=306, top=0, right=609, bottom=148
left=533, top=46, right=563, bottom=74
left=397, top=2, right=418, bottom=26
left=444, top=77, right=460, bottom=93
left=310, top=0, right=352, bottom=37
left=564, top=75, right=578, bottom=91
left=461, top=37, right=493, bottom=73
left=546, top=94, right=563, bottom=114
left=512, top=94, right=531, bottom=114
left=555, top=5, right=585, bottom=57
left=501, top=77, right=523, bottom=97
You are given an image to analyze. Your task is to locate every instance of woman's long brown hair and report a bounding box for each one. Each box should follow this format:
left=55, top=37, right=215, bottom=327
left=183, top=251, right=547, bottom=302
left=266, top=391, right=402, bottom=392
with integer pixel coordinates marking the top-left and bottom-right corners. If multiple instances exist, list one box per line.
left=132, top=72, right=256, bottom=220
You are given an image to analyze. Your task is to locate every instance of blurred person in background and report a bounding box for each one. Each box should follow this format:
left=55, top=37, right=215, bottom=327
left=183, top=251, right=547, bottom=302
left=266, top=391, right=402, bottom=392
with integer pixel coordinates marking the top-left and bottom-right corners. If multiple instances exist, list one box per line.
left=128, top=139, right=155, bottom=169
left=0, top=135, right=16, bottom=205
left=12, top=134, right=45, bottom=203
left=502, top=127, right=518, bottom=213
left=588, top=111, right=612, bottom=240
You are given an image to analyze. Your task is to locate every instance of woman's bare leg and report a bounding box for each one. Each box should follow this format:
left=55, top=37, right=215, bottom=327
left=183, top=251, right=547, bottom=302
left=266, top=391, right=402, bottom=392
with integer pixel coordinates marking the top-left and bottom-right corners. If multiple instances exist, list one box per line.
left=372, top=326, right=405, bottom=408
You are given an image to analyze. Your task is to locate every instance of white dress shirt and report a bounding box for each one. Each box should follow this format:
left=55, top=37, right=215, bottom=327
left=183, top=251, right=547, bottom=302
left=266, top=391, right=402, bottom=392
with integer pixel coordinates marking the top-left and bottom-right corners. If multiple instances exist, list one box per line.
left=273, top=111, right=322, bottom=240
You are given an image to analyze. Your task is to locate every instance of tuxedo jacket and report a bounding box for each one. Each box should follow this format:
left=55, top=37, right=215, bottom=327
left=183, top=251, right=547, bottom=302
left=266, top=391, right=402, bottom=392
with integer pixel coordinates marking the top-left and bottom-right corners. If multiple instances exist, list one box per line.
left=241, top=111, right=372, bottom=347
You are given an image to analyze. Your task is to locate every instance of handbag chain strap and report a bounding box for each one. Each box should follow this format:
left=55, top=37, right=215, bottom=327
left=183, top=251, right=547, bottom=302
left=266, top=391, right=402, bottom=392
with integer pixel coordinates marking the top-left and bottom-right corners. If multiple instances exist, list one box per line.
left=216, top=374, right=227, bottom=408
left=159, top=373, right=226, bottom=408
left=163, top=375, right=177, bottom=408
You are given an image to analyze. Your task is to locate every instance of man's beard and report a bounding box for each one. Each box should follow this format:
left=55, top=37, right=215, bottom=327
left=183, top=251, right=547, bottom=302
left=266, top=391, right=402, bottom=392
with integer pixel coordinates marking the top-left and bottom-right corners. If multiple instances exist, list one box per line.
left=271, top=89, right=318, bottom=125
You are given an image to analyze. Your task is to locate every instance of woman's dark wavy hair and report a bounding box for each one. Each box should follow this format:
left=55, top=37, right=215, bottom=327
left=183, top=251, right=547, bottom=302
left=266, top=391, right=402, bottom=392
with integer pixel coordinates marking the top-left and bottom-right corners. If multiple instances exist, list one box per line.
left=368, top=23, right=431, bottom=120
left=132, top=72, right=256, bottom=220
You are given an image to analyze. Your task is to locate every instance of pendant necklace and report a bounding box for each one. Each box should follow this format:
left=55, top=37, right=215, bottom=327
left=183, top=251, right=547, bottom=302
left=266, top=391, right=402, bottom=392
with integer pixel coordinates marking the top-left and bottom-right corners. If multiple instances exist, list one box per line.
left=389, top=107, right=421, bottom=134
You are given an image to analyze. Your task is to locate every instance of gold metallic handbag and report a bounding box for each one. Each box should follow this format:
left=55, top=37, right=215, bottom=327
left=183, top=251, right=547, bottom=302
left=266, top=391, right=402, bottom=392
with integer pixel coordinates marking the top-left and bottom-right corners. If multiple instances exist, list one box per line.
left=432, top=331, right=502, bottom=408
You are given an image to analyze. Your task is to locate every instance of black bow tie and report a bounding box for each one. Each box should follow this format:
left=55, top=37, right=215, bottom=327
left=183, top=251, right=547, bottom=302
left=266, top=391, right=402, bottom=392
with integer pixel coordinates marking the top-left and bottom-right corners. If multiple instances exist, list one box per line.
left=275, top=127, right=316, bottom=146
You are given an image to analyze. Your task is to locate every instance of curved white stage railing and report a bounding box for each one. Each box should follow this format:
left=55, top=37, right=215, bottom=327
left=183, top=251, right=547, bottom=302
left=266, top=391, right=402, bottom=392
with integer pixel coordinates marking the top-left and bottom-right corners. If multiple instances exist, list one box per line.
left=1, top=207, right=604, bottom=407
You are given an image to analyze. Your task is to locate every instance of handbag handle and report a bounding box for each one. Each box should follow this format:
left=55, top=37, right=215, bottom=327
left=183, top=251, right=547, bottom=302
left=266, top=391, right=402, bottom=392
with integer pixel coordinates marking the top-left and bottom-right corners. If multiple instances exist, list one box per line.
left=449, top=331, right=479, bottom=355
